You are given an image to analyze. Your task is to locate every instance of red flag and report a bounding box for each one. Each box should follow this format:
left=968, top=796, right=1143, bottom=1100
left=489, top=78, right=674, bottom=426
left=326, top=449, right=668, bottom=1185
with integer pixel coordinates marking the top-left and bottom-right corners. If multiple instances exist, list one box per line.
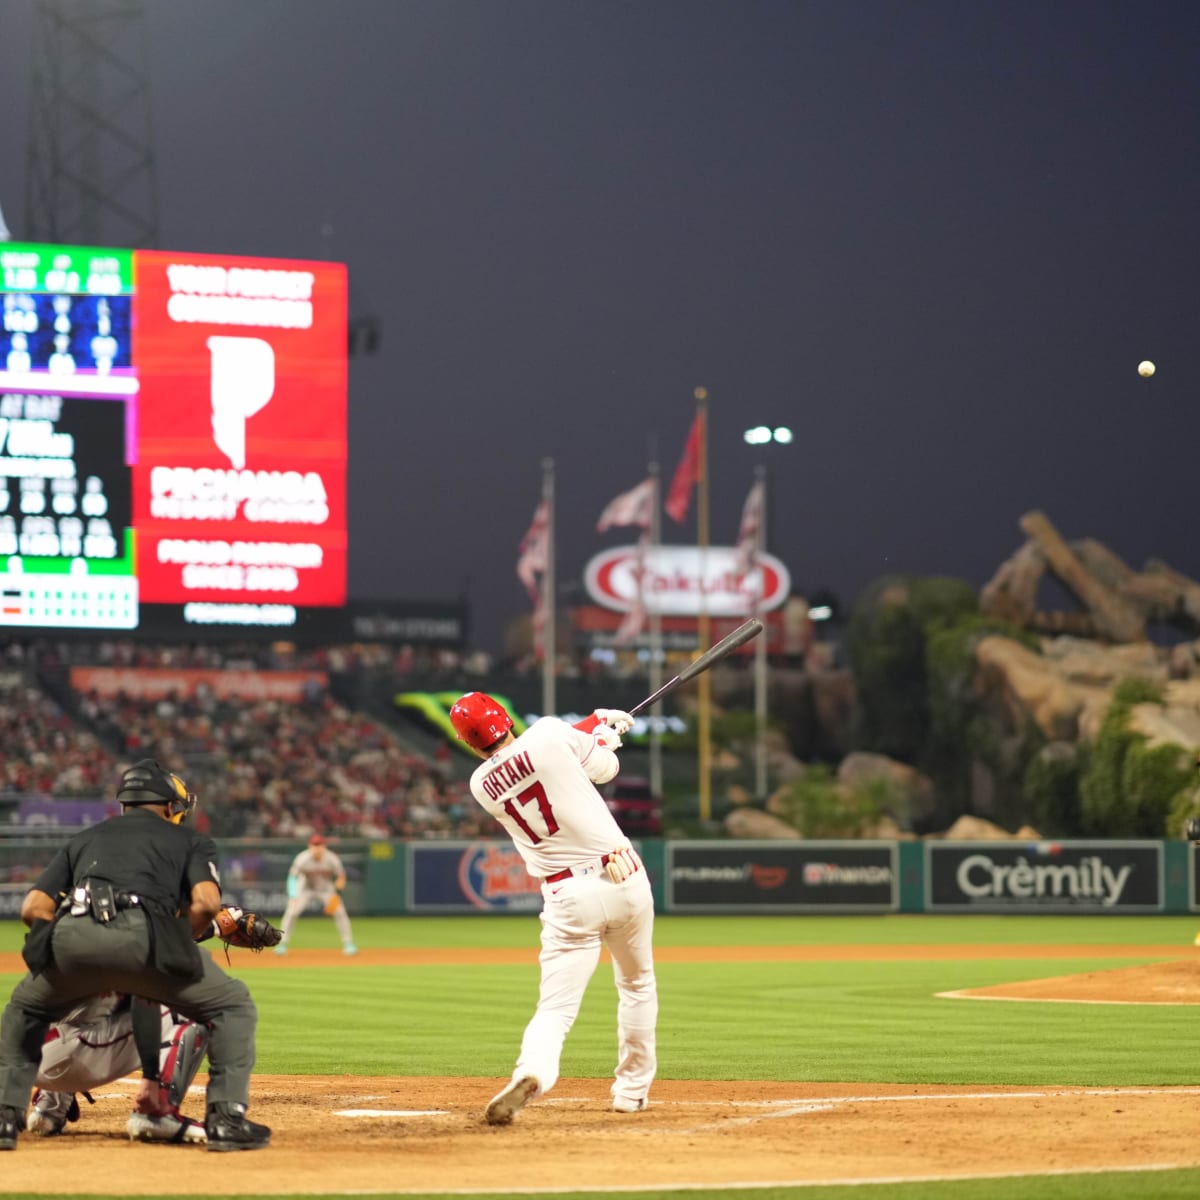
left=516, top=499, right=549, bottom=604
left=597, top=478, right=656, bottom=533
left=665, top=412, right=704, bottom=524
left=735, top=478, right=765, bottom=574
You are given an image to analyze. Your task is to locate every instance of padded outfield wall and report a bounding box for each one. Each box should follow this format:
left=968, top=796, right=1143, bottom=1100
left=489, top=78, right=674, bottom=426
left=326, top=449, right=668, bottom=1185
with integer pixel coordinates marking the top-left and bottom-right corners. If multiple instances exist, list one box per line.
left=2, top=837, right=1198, bottom=917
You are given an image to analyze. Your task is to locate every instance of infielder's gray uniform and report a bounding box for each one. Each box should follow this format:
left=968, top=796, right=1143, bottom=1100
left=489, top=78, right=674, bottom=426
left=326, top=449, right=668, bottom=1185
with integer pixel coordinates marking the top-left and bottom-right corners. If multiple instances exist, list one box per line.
left=277, top=845, right=356, bottom=953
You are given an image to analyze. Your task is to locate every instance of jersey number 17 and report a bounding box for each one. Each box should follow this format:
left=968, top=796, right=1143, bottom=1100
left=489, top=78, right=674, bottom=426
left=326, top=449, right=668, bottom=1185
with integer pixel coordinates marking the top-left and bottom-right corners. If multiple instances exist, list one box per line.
left=502, top=782, right=559, bottom=844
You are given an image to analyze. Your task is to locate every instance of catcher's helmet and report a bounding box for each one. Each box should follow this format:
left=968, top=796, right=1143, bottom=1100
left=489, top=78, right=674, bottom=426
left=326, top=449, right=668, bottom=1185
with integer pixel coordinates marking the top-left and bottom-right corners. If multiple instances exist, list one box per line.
left=116, top=759, right=197, bottom=825
left=449, top=692, right=513, bottom=753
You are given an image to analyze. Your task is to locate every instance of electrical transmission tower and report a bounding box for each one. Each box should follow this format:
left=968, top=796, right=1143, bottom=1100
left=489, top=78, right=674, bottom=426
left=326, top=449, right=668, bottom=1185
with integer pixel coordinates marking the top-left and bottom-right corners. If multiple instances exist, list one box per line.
left=25, top=0, right=159, bottom=247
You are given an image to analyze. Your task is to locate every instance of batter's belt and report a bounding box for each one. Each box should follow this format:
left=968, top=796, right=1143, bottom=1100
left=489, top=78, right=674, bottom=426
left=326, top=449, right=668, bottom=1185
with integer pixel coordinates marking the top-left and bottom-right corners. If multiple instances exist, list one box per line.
left=543, top=854, right=613, bottom=885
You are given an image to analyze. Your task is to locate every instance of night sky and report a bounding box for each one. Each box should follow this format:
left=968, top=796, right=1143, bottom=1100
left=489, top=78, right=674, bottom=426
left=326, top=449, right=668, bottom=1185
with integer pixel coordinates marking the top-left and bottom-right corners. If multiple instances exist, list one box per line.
left=2, top=1, right=1199, bottom=654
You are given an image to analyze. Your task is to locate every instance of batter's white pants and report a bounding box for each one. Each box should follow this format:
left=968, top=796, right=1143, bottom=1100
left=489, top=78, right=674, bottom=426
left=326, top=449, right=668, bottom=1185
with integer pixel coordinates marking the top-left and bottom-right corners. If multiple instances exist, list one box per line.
left=512, top=869, right=657, bottom=1107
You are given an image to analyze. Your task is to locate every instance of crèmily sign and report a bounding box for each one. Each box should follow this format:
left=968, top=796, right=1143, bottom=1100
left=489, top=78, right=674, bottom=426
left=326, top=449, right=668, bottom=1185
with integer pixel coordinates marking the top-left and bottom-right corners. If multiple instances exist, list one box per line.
left=927, top=842, right=1161, bottom=912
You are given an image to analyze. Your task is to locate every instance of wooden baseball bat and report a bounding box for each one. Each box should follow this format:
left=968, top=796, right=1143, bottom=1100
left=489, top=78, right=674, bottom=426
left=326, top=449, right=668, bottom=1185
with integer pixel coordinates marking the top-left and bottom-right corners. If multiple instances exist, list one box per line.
left=627, top=617, right=765, bottom=718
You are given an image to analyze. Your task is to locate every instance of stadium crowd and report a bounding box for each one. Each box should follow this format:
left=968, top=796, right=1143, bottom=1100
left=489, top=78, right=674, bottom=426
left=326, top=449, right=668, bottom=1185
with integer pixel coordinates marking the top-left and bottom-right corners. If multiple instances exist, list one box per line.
left=0, top=640, right=496, bottom=840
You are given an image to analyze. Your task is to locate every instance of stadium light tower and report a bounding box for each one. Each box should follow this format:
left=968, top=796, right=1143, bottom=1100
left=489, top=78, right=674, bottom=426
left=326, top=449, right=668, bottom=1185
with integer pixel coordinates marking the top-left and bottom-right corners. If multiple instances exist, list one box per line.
left=25, top=0, right=159, bottom=247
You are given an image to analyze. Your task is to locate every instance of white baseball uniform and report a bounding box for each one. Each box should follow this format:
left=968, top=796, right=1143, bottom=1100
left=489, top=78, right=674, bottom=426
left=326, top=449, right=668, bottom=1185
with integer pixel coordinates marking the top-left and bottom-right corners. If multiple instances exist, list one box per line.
left=469, top=716, right=657, bottom=1110
left=278, top=846, right=356, bottom=950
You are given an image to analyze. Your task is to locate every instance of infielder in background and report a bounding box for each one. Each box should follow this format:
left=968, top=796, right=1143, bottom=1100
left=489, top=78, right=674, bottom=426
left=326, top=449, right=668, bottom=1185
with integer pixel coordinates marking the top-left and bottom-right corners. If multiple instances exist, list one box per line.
left=29, top=993, right=208, bottom=1143
left=450, top=692, right=657, bottom=1125
left=275, top=835, right=357, bottom=955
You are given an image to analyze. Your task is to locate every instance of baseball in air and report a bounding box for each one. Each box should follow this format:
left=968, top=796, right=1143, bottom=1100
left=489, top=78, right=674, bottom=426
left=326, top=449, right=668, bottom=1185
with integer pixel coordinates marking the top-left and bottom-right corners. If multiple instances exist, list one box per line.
left=1138, top=360, right=1156, bottom=377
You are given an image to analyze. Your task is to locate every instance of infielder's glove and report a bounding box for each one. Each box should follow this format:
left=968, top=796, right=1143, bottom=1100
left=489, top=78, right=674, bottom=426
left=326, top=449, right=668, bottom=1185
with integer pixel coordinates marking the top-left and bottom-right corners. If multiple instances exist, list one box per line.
left=207, top=906, right=283, bottom=952
left=1184, top=817, right=1200, bottom=842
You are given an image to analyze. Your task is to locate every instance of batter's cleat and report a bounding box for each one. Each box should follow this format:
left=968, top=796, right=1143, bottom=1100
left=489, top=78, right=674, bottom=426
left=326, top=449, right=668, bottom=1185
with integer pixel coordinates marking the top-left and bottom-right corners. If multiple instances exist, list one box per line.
left=127, top=1111, right=207, bottom=1144
left=0, top=1104, right=23, bottom=1150
left=611, top=1095, right=648, bottom=1113
left=27, top=1090, right=79, bottom=1136
left=485, top=1075, right=538, bottom=1126
left=205, top=1102, right=270, bottom=1152
left=274, top=944, right=287, bottom=956
left=343, top=942, right=358, bottom=956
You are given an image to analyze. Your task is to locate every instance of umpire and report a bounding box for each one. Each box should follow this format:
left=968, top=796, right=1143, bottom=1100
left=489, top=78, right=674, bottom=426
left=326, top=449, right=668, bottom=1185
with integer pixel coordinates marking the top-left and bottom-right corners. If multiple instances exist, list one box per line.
left=0, top=759, right=268, bottom=1152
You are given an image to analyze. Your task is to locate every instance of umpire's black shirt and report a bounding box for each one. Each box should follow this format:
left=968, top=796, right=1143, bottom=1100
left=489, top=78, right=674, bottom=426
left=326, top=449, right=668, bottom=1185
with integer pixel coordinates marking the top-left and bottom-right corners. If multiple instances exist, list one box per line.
left=34, top=807, right=220, bottom=912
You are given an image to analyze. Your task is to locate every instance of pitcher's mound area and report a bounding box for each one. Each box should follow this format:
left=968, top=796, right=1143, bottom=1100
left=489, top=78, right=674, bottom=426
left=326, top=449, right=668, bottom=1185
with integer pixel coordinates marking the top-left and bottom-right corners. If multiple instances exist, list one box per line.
left=5, top=1074, right=1200, bottom=1193
left=945, top=958, right=1200, bottom=1005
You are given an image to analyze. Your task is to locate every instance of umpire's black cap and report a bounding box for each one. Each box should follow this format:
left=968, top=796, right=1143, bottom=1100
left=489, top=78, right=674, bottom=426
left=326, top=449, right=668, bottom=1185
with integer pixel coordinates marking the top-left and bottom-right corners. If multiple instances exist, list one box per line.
left=117, top=759, right=197, bottom=825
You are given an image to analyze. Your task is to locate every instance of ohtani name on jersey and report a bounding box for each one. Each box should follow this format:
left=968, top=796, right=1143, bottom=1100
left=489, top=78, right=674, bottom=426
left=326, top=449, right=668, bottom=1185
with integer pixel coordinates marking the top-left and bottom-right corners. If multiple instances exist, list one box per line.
left=481, top=751, right=535, bottom=800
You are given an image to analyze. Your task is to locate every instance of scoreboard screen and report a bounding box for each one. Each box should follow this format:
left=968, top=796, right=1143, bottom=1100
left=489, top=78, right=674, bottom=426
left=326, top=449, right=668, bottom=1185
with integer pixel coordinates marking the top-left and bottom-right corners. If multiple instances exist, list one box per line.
left=0, top=241, right=347, bottom=632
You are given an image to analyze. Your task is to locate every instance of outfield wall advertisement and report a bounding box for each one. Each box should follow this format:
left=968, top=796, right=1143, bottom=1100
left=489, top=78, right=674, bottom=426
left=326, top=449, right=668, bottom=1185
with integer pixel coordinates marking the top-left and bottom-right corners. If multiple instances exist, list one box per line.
left=926, top=841, right=1163, bottom=912
left=666, top=841, right=897, bottom=913
left=407, top=841, right=544, bottom=913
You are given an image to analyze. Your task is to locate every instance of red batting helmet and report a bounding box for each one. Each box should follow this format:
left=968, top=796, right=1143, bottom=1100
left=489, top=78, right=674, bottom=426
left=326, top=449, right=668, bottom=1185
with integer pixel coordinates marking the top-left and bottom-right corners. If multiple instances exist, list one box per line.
left=450, top=692, right=513, bottom=753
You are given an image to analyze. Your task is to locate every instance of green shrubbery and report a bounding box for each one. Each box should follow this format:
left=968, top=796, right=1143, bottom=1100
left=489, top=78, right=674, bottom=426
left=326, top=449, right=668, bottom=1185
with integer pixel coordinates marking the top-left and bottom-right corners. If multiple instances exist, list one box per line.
left=845, top=576, right=978, bottom=763
left=1078, top=678, right=1193, bottom=837
left=845, top=576, right=1196, bottom=838
left=773, top=764, right=892, bottom=838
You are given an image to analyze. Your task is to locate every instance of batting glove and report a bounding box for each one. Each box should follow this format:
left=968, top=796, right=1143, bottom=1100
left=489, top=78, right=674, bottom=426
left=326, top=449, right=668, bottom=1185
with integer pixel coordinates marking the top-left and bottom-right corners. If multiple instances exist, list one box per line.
left=605, top=847, right=642, bottom=884
left=594, top=726, right=623, bottom=752
left=595, top=708, right=635, bottom=735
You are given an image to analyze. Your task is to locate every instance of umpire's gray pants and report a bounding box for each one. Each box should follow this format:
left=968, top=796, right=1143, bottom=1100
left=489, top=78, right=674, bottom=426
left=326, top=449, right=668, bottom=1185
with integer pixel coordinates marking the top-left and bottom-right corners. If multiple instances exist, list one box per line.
left=0, top=909, right=257, bottom=1111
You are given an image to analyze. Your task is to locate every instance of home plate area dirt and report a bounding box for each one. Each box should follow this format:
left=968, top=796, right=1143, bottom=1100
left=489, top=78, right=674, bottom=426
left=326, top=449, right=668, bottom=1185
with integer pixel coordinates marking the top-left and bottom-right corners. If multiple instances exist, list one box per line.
left=5, top=951, right=1200, bottom=1192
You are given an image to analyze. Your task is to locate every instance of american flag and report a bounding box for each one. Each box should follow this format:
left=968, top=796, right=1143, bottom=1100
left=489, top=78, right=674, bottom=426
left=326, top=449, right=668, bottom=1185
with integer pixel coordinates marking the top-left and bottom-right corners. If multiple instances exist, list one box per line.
left=735, top=478, right=765, bottom=575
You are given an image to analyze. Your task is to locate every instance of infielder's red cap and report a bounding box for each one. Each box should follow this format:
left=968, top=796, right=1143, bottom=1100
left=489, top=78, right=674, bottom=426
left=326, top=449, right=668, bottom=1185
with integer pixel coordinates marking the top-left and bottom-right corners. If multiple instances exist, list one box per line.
left=309, top=834, right=326, bottom=847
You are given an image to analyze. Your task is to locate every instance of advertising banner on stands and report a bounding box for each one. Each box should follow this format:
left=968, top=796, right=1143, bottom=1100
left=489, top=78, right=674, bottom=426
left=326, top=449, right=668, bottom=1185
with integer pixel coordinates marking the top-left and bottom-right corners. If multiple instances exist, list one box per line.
left=926, top=841, right=1162, bottom=912
left=69, top=666, right=327, bottom=702
left=666, top=841, right=897, bottom=913
left=408, top=841, right=543, bottom=913
left=14, top=796, right=118, bottom=830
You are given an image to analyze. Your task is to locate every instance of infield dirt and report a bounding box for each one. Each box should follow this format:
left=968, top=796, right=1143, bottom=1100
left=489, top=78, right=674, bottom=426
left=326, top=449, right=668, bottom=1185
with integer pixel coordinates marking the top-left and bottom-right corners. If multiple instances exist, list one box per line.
left=2, top=944, right=1200, bottom=1191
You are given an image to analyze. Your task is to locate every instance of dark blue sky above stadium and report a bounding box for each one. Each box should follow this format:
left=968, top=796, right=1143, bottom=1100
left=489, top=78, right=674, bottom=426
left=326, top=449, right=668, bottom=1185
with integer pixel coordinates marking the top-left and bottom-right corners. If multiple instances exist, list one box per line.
left=2, top=1, right=1200, bottom=654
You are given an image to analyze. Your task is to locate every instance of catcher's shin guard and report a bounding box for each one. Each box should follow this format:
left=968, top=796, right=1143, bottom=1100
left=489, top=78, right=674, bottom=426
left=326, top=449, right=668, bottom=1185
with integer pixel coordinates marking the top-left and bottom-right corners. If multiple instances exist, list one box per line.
left=162, top=1019, right=209, bottom=1112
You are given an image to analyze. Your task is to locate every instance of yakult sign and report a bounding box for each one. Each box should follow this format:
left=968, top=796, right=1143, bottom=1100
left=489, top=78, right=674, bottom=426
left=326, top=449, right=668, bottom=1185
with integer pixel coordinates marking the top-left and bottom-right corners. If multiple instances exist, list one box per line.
left=584, top=545, right=790, bottom=617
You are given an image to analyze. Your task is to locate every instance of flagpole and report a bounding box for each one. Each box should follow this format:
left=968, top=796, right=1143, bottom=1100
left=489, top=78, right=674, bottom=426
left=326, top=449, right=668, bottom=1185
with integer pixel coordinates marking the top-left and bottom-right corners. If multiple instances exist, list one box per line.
left=542, top=456, right=556, bottom=717
left=754, top=463, right=769, bottom=802
left=694, top=387, right=711, bottom=824
left=648, top=459, right=663, bottom=802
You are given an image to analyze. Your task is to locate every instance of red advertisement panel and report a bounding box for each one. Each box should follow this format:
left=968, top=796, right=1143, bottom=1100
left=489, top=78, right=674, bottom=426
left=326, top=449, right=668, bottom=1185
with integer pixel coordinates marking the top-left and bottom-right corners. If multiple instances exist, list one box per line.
left=131, top=250, right=347, bottom=605
left=70, top=666, right=328, bottom=702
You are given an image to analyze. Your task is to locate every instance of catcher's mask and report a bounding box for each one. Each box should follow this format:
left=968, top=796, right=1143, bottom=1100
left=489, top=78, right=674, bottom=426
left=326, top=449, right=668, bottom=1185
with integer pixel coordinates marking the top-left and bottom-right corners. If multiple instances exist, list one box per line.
left=117, top=759, right=197, bottom=825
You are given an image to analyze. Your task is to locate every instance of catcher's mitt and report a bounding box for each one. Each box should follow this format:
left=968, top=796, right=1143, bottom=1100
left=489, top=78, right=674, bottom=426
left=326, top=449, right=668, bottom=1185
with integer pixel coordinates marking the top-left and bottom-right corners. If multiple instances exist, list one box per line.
left=210, top=906, right=282, bottom=952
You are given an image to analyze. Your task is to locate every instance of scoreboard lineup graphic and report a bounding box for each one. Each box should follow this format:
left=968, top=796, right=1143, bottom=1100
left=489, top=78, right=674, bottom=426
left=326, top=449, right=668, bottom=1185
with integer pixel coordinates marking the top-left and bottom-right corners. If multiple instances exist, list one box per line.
left=0, top=242, right=348, bottom=632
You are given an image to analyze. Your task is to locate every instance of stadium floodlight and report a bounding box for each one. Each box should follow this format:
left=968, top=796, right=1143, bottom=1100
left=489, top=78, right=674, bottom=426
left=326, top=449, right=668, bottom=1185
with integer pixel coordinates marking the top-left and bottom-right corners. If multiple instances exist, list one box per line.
left=773, top=426, right=794, bottom=444
left=743, top=426, right=772, bottom=445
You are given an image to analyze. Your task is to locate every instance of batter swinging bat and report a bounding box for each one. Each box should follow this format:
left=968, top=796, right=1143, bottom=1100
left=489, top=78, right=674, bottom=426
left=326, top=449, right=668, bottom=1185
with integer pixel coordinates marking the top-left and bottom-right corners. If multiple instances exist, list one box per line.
left=626, top=617, right=765, bottom=718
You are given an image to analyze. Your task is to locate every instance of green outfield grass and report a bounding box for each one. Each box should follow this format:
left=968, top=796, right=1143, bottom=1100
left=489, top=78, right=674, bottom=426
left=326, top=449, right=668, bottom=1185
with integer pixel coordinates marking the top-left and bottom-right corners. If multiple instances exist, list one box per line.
left=2, top=914, right=1200, bottom=1198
